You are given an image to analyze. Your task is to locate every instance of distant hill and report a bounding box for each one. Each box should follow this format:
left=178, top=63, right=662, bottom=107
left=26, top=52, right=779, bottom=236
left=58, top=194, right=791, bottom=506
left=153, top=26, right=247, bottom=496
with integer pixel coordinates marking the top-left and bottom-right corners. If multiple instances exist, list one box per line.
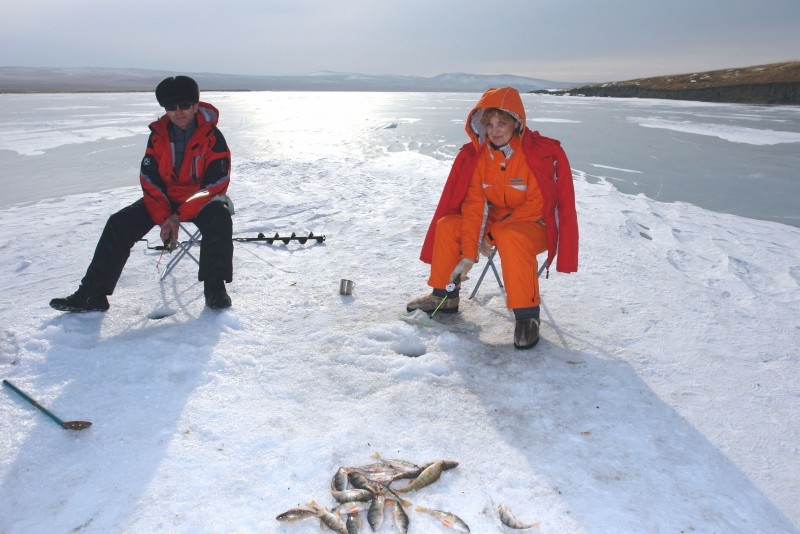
left=539, top=61, right=800, bottom=105
left=0, top=67, right=574, bottom=94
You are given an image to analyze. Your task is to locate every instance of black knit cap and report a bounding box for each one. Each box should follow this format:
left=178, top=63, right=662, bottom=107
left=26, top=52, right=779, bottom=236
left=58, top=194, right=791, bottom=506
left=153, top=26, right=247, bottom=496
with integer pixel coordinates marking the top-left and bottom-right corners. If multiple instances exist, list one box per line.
left=155, top=76, right=199, bottom=107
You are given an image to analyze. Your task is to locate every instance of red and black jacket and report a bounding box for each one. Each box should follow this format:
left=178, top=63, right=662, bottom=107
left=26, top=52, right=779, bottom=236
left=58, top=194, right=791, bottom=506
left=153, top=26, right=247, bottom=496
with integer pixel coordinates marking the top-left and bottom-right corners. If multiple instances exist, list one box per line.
left=139, top=102, right=231, bottom=224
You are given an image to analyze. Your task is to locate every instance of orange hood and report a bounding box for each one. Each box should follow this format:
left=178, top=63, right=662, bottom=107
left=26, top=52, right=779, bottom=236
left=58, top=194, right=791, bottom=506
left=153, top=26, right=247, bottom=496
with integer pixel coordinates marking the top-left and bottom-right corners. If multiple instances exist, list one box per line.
left=465, top=86, right=527, bottom=147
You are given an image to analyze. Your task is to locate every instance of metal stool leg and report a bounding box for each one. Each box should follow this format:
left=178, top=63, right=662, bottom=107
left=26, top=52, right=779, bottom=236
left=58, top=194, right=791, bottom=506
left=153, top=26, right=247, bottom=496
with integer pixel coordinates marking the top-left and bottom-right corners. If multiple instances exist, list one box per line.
left=469, top=249, right=504, bottom=299
left=160, top=224, right=201, bottom=280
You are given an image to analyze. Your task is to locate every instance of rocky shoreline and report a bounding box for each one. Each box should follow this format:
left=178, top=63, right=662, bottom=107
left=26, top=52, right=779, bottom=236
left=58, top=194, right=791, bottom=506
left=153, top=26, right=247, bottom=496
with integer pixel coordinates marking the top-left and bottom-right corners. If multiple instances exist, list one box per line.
left=536, top=61, right=800, bottom=105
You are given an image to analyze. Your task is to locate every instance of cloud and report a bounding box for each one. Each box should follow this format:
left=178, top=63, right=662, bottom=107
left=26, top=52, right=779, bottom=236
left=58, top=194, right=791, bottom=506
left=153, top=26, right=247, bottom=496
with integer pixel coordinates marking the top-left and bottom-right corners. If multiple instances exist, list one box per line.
left=0, top=0, right=798, bottom=82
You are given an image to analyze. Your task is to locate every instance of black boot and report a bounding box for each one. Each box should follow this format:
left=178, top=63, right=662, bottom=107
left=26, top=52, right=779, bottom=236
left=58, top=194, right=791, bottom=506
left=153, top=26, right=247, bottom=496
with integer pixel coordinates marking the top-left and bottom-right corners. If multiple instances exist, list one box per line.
left=50, top=285, right=109, bottom=313
left=513, top=318, right=540, bottom=349
left=204, top=279, right=231, bottom=309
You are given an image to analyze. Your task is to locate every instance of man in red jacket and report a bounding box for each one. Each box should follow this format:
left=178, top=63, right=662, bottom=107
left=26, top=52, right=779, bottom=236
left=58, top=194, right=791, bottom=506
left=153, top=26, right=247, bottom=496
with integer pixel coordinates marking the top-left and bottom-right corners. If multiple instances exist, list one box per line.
left=50, top=75, right=234, bottom=312
left=407, top=87, right=578, bottom=348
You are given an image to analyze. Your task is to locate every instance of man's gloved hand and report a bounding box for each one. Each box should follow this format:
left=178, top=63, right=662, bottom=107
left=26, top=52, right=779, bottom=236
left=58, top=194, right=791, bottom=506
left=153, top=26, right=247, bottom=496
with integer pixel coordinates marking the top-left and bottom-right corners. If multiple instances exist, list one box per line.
left=450, top=258, right=475, bottom=283
left=160, top=214, right=180, bottom=246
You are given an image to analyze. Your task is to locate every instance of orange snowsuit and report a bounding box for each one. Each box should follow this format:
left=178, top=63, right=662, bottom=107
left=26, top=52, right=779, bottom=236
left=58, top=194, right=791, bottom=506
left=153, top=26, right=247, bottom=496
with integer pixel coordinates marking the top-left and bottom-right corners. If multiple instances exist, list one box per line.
left=422, top=87, right=578, bottom=309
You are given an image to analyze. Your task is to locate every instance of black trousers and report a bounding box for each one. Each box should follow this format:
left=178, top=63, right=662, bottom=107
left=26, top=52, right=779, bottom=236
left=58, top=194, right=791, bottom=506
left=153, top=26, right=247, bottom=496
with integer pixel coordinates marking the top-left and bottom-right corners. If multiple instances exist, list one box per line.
left=82, top=198, right=233, bottom=295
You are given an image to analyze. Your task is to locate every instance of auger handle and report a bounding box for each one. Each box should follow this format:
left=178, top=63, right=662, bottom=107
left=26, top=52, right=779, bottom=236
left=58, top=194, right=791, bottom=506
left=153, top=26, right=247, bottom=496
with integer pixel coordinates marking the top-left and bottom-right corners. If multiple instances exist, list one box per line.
left=3, top=379, right=92, bottom=430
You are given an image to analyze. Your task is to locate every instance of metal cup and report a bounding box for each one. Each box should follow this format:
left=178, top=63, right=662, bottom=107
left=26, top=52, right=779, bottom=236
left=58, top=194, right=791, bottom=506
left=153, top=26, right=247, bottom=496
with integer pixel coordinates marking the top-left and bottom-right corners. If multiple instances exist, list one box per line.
left=339, top=279, right=354, bottom=295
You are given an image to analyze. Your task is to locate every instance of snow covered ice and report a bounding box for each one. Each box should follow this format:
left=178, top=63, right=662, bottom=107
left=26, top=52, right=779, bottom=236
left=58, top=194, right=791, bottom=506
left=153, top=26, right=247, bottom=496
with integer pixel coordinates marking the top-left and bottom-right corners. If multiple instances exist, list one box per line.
left=0, top=92, right=799, bottom=533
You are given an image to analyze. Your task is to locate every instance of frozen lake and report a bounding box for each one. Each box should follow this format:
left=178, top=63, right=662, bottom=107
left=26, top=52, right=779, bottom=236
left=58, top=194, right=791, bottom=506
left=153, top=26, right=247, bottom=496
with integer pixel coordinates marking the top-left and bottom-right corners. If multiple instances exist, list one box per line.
left=1, top=91, right=799, bottom=227
left=1, top=90, right=799, bottom=533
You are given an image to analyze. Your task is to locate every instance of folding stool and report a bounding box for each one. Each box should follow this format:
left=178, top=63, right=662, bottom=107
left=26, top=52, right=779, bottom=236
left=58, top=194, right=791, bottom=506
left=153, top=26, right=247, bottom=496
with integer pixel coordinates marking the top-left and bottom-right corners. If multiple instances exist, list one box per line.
left=160, top=223, right=202, bottom=280
left=469, top=249, right=504, bottom=299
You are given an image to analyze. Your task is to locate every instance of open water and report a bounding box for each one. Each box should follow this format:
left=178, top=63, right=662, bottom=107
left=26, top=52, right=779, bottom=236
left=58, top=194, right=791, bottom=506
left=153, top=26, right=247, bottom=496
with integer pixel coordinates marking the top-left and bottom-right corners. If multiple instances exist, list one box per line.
left=1, top=91, right=798, bottom=227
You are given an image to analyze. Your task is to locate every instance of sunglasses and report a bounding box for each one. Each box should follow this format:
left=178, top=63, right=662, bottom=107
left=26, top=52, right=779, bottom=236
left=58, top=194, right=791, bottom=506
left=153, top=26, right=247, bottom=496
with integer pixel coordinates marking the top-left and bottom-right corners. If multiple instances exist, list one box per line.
left=164, top=102, right=195, bottom=111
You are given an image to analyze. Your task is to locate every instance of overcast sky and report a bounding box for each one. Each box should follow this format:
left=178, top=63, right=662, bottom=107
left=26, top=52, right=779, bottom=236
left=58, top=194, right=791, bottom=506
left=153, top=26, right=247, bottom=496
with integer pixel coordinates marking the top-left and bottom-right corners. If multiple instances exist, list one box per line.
left=2, top=0, right=798, bottom=83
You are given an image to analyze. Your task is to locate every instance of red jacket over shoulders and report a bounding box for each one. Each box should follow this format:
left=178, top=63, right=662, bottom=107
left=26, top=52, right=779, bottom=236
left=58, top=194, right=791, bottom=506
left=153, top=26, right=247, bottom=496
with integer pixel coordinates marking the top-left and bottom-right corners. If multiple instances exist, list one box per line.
left=421, top=87, right=577, bottom=273
left=419, top=143, right=479, bottom=263
left=521, top=129, right=579, bottom=273
left=420, top=126, right=577, bottom=274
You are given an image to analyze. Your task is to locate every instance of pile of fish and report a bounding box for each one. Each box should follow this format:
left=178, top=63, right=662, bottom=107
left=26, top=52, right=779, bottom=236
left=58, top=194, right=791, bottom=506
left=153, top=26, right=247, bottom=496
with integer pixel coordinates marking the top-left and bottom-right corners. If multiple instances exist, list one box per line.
left=276, top=453, right=469, bottom=533
left=276, top=454, right=542, bottom=532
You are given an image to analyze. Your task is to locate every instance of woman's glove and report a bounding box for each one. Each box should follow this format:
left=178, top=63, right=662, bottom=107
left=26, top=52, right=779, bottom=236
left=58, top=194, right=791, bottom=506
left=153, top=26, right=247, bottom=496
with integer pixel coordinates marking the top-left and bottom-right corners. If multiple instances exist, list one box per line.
left=480, top=238, right=494, bottom=257
left=450, top=258, right=475, bottom=283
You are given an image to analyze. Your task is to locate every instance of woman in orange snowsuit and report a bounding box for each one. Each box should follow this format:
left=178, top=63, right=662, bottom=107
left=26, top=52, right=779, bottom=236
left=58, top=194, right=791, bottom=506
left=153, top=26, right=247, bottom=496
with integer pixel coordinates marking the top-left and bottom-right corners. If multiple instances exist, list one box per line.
left=407, top=87, right=578, bottom=349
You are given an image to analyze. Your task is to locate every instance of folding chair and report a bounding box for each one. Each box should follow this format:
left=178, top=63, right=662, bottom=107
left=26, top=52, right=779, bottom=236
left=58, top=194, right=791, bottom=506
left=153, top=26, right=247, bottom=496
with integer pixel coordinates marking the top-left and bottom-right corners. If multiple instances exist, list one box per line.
left=160, top=223, right=201, bottom=280
left=469, top=249, right=504, bottom=299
